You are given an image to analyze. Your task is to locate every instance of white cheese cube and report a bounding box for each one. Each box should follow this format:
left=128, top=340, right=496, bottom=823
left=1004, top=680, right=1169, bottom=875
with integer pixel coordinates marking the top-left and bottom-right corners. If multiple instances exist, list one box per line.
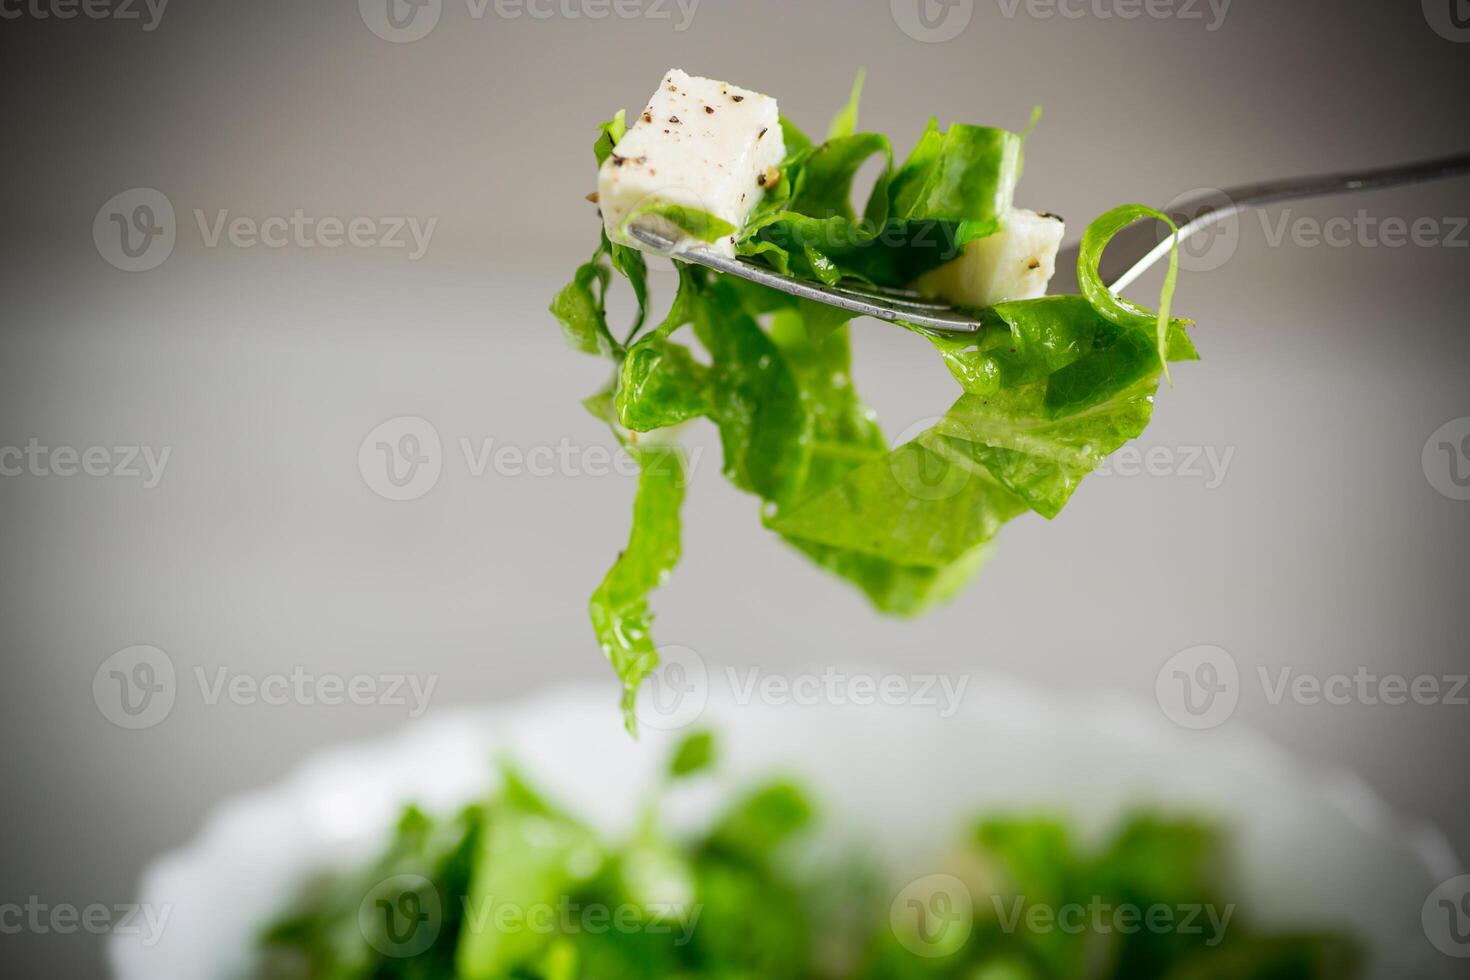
left=598, top=69, right=785, bottom=258
left=915, top=208, right=1066, bottom=308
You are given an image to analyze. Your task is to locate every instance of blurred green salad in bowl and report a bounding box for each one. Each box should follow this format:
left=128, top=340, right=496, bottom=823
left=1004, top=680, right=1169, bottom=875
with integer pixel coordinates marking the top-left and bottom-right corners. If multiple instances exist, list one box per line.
left=257, top=730, right=1360, bottom=980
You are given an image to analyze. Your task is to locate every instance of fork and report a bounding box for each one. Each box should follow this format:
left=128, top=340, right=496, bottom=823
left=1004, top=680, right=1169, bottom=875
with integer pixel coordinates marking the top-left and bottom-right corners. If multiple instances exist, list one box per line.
left=629, top=152, right=1470, bottom=334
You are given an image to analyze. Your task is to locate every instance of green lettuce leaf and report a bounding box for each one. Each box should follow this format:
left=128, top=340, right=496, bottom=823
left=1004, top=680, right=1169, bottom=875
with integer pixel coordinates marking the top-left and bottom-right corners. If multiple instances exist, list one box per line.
left=589, top=446, right=686, bottom=734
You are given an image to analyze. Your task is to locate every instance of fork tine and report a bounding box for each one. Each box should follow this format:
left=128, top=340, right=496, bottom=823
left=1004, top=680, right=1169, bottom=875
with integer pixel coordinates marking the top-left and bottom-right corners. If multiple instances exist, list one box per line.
left=626, top=226, right=985, bottom=334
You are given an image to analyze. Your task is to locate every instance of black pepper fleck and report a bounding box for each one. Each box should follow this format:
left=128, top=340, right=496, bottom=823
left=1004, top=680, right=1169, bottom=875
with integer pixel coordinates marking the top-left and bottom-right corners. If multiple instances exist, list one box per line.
left=704, top=105, right=714, bottom=114
left=669, top=115, right=681, bottom=124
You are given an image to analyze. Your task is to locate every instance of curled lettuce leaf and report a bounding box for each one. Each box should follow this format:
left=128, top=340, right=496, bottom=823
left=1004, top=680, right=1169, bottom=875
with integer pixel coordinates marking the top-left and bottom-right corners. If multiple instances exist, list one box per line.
left=1077, top=203, right=1188, bottom=381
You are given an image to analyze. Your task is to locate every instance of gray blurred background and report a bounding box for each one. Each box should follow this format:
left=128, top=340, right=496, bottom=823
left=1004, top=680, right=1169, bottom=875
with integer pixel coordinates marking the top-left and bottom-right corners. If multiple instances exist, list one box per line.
left=2, top=0, right=1468, bottom=974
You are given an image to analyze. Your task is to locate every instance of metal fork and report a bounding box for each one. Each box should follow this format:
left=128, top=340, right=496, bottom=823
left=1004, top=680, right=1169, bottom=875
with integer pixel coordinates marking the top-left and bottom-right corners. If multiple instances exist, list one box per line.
left=629, top=152, right=1470, bottom=334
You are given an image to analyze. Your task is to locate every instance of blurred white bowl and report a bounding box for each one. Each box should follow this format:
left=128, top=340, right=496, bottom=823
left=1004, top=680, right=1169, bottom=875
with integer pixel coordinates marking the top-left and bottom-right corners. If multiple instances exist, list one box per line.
left=110, top=675, right=1461, bottom=979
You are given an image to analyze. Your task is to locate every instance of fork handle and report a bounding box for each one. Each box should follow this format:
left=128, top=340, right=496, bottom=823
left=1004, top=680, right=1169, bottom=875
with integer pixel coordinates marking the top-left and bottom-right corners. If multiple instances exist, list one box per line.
left=1050, top=152, right=1470, bottom=295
